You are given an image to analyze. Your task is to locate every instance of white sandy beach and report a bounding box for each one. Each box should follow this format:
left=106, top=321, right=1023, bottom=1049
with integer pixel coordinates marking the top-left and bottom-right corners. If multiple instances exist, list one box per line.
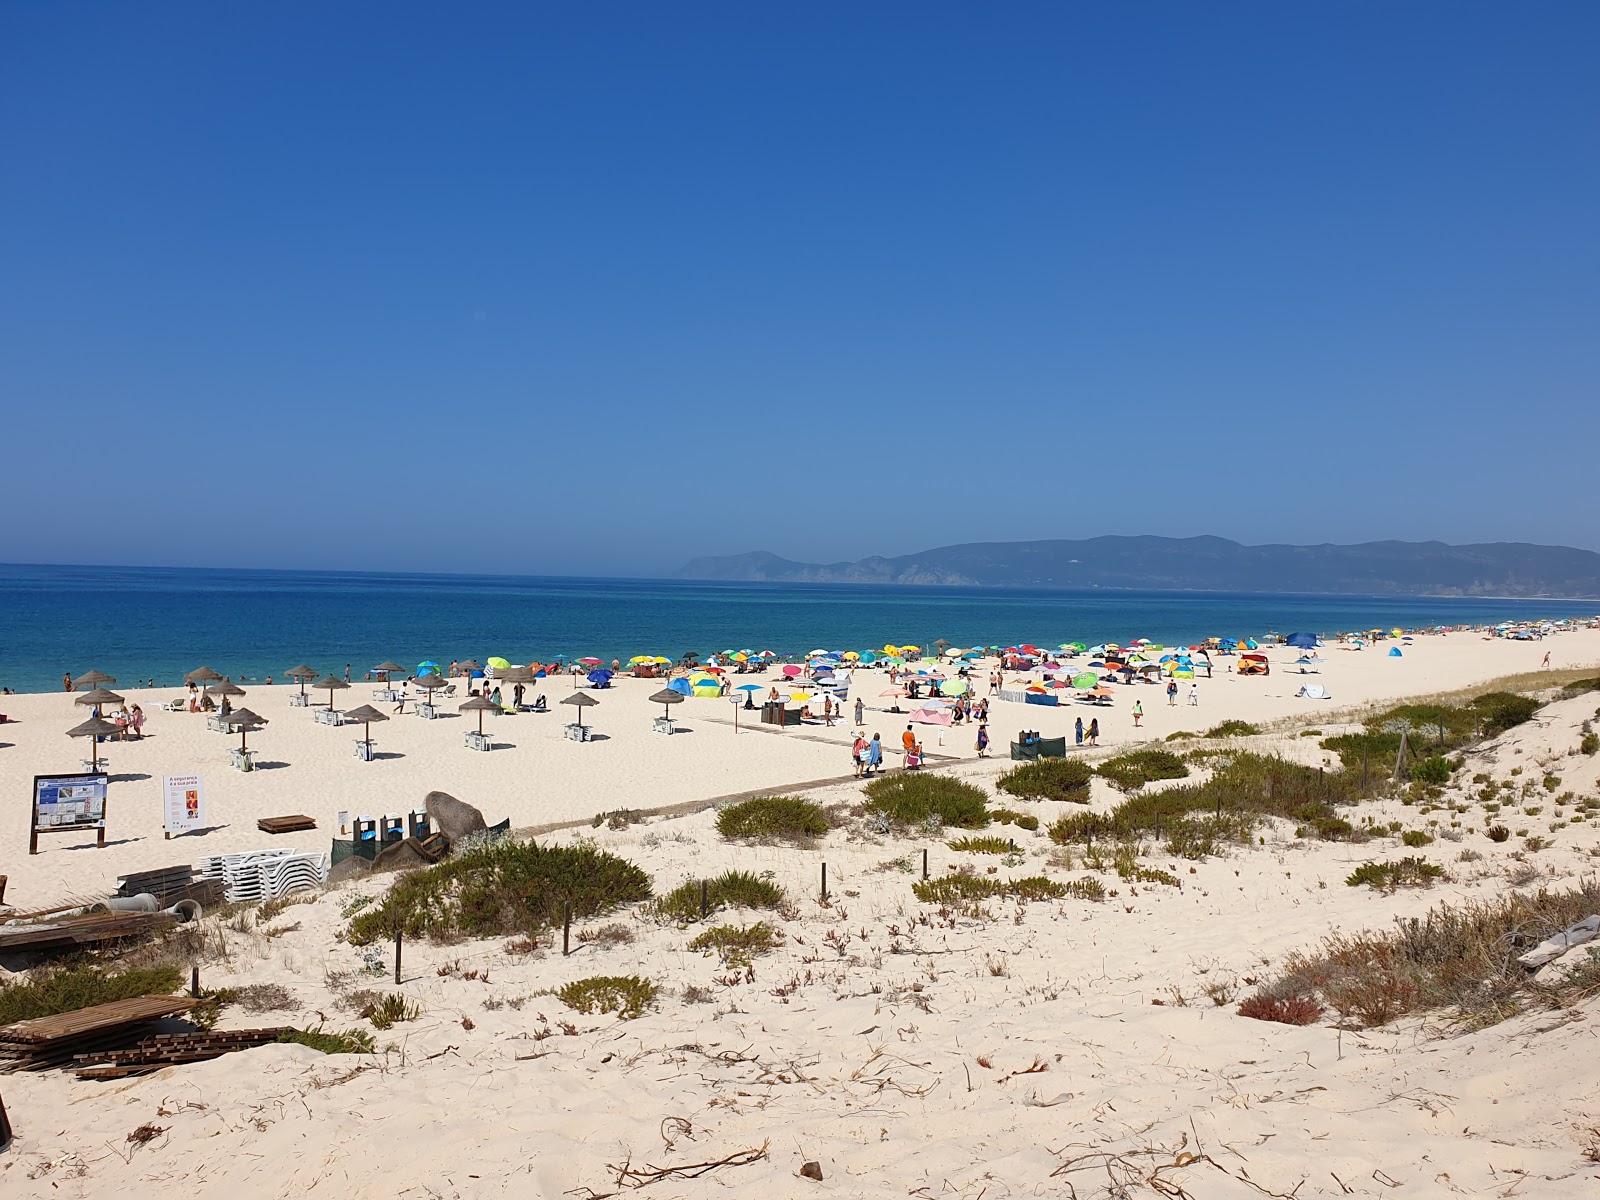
left=2, top=627, right=1599, bottom=1198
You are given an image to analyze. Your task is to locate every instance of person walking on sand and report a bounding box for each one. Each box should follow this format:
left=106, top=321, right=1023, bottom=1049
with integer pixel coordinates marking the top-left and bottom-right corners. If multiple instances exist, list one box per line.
left=1166, top=679, right=1178, bottom=707
left=344, top=663, right=351, bottom=683
left=63, top=672, right=73, bottom=693
left=130, top=705, right=145, bottom=738
left=1188, top=683, right=1199, bottom=706
left=854, top=696, right=864, bottom=725
left=1087, top=717, right=1100, bottom=747
left=852, top=731, right=868, bottom=778
left=902, top=724, right=916, bottom=759
left=1132, top=699, right=1143, bottom=729
left=1541, top=651, right=1552, bottom=669
left=1075, top=716, right=1084, bottom=746
left=866, top=733, right=883, bottom=775
left=976, top=723, right=990, bottom=757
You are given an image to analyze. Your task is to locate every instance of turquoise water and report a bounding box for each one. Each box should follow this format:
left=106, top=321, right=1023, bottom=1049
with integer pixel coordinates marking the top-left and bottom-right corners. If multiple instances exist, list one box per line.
left=0, top=563, right=1592, bottom=694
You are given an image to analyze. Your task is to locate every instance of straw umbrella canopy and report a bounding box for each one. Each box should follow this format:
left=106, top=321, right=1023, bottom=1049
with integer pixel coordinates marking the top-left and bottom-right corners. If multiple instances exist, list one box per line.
left=285, top=665, right=318, bottom=698
left=186, top=666, right=223, bottom=685
left=649, top=688, right=685, bottom=721
left=561, top=691, right=599, bottom=728
left=209, top=679, right=246, bottom=699
left=412, top=674, right=446, bottom=706
left=457, top=659, right=482, bottom=673
left=460, top=693, right=499, bottom=734
left=75, top=670, right=117, bottom=689
left=314, top=675, right=350, bottom=709
left=66, top=715, right=122, bottom=771
left=74, top=686, right=125, bottom=710
left=226, top=707, right=267, bottom=751
left=495, top=664, right=534, bottom=683
left=372, top=661, right=406, bottom=684
left=342, top=704, right=389, bottom=744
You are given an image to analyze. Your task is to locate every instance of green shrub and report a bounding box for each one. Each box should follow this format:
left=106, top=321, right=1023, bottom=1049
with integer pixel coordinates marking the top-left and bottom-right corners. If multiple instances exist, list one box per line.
left=996, top=758, right=1092, bottom=803
left=1096, top=749, right=1190, bottom=792
left=863, top=773, right=989, bottom=829
left=0, top=962, right=184, bottom=1025
left=1346, top=857, right=1444, bottom=891
left=1401, top=830, right=1434, bottom=848
left=1205, top=720, right=1261, bottom=738
left=687, top=922, right=783, bottom=966
left=947, top=835, right=1015, bottom=854
left=1472, top=692, right=1540, bottom=734
left=1410, top=756, right=1452, bottom=785
left=347, top=837, right=651, bottom=945
left=990, top=808, right=1040, bottom=831
left=1487, top=824, right=1511, bottom=842
left=716, top=796, right=831, bottom=842
left=555, top=975, right=657, bottom=1019
left=1165, top=730, right=1196, bottom=742
left=1581, top=733, right=1599, bottom=756
left=911, top=874, right=1069, bottom=904
left=652, top=870, right=786, bottom=924
left=278, top=1026, right=376, bottom=1054
left=361, top=994, right=420, bottom=1029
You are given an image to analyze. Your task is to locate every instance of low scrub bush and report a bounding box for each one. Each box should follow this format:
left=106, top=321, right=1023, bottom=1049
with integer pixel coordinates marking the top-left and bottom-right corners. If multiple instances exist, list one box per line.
left=1251, top=880, right=1600, bottom=1029
left=716, top=796, right=831, bottom=842
left=1472, top=691, right=1540, bottom=735
left=1346, top=857, right=1444, bottom=891
left=1487, top=824, right=1511, bottom=842
left=347, top=837, right=651, bottom=945
left=1205, top=720, right=1261, bottom=738
left=947, top=835, right=1014, bottom=854
left=1410, top=756, right=1452, bottom=785
left=361, top=993, right=420, bottom=1029
left=863, top=773, right=989, bottom=829
left=555, top=975, right=657, bottom=1019
left=1236, top=993, right=1324, bottom=1025
left=1581, top=733, right=1599, bottom=757
left=652, top=871, right=786, bottom=924
left=989, top=808, right=1040, bottom=831
left=1401, top=830, right=1434, bottom=848
left=687, top=922, right=783, bottom=966
left=911, top=875, right=1068, bottom=904
left=996, top=759, right=1092, bottom=803
left=1097, top=749, right=1190, bottom=793
left=279, top=1026, right=376, bottom=1054
left=0, top=962, right=184, bottom=1025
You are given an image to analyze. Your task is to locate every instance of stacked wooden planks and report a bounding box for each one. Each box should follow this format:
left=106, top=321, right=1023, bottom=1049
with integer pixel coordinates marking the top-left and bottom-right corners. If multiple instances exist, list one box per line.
left=0, top=909, right=179, bottom=955
left=74, top=1028, right=292, bottom=1079
left=257, top=815, right=318, bottom=834
left=0, top=996, right=198, bottom=1073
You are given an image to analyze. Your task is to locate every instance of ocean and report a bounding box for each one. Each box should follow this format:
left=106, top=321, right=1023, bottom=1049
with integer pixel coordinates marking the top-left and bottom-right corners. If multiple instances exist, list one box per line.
left=0, top=563, right=1592, bottom=694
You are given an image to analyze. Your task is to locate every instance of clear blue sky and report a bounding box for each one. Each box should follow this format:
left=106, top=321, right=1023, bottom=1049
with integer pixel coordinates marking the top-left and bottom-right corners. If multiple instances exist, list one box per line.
left=2, top=2, right=1596, bottom=576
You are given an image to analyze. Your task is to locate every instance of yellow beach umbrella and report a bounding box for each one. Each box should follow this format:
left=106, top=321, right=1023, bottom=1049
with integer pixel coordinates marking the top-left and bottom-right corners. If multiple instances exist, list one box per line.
left=487, top=657, right=511, bottom=671
left=842, top=651, right=860, bottom=661
left=628, top=655, right=653, bottom=664
left=882, top=644, right=901, bottom=656
left=901, top=644, right=921, bottom=653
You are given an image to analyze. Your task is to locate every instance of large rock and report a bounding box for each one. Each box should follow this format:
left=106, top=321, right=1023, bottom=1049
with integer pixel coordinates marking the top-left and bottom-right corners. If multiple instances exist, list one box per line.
left=425, top=790, right=487, bottom=843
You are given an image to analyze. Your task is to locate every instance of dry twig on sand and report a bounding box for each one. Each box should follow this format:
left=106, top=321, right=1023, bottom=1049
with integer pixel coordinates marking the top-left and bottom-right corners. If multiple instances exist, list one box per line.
left=596, top=1140, right=770, bottom=1191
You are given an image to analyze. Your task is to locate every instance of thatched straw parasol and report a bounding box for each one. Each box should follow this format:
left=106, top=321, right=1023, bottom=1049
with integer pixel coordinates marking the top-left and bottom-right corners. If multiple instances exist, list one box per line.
left=495, top=665, right=534, bottom=685
left=649, top=688, right=685, bottom=721
left=314, top=675, right=350, bottom=710
left=457, top=659, right=482, bottom=673
left=342, top=704, right=389, bottom=746
left=372, top=661, right=406, bottom=685
left=74, top=686, right=125, bottom=710
left=227, top=707, right=267, bottom=751
left=66, top=715, right=122, bottom=771
left=460, top=693, right=498, bottom=735
left=560, top=690, right=599, bottom=729
left=286, top=665, right=318, bottom=699
left=75, top=670, right=117, bottom=689
left=186, top=666, right=223, bottom=685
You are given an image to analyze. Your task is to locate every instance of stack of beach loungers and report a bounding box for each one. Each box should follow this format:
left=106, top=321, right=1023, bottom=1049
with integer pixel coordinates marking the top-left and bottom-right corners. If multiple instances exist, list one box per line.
left=197, top=848, right=329, bottom=903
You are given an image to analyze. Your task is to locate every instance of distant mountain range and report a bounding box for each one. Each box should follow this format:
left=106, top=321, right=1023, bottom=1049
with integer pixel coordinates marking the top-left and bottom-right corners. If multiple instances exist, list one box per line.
left=674, top=537, right=1600, bottom=598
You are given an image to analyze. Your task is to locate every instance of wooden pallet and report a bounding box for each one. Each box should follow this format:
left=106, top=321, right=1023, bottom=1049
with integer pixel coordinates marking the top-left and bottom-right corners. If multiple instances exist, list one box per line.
left=0, top=995, right=198, bottom=1073
left=0, top=910, right=178, bottom=954
left=258, top=815, right=317, bottom=834
left=73, top=1027, right=292, bottom=1078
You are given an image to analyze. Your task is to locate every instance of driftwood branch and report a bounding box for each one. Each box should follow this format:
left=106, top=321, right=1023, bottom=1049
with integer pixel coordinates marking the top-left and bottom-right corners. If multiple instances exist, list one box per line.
left=605, top=1140, right=769, bottom=1189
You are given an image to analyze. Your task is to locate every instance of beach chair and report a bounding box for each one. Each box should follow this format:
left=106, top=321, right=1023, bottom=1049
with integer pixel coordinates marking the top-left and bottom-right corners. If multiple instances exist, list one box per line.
left=160, top=697, right=187, bottom=713
left=442, top=683, right=457, bottom=699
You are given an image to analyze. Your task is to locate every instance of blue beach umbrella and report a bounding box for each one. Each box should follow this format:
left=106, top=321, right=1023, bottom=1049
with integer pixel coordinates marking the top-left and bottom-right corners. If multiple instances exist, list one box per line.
left=1285, top=632, right=1318, bottom=649
left=667, top=677, right=692, bottom=695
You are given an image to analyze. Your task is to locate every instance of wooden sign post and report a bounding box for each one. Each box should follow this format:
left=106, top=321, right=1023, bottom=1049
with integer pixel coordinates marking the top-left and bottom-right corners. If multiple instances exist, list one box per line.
left=30, top=773, right=109, bottom=855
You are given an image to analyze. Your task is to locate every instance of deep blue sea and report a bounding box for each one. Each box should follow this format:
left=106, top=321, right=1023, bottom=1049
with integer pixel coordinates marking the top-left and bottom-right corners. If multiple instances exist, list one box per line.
left=0, top=563, right=1594, bottom=694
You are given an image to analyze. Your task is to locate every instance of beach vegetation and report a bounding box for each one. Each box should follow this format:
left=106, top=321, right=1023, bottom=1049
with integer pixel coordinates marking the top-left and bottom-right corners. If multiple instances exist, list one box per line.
left=947, top=835, right=1015, bottom=854
left=715, top=796, right=831, bottom=842
left=1242, top=879, right=1600, bottom=1030
left=1236, top=993, right=1325, bottom=1025
left=1204, top=720, right=1261, bottom=737
left=1410, top=755, right=1452, bottom=785
left=555, top=975, right=658, bottom=1020
left=278, top=1025, right=376, bottom=1054
left=651, top=871, right=786, bottom=924
left=687, top=922, right=783, bottom=966
left=1472, top=691, right=1540, bottom=734
left=1583, top=733, right=1600, bottom=757
left=863, top=773, right=989, bottom=829
left=1345, top=857, right=1444, bottom=890
left=346, top=837, right=651, bottom=945
left=1097, top=749, right=1190, bottom=792
left=912, top=874, right=1069, bottom=904
left=989, top=808, right=1041, bottom=831
left=996, top=759, right=1092, bottom=803
left=362, top=993, right=421, bottom=1029
left=1400, top=830, right=1434, bottom=848
left=1487, top=824, right=1511, bottom=842
left=0, top=962, right=184, bottom=1025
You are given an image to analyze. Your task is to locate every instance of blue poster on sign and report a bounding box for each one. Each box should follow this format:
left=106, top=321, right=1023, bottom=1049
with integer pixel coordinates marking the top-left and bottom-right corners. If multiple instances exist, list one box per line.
left=34, top=774, right=108, bottom=831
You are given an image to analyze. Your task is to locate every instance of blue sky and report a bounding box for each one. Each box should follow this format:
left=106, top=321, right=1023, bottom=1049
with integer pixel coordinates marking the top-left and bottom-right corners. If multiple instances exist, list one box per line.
left=2, top=3, right=1596, bottom=575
